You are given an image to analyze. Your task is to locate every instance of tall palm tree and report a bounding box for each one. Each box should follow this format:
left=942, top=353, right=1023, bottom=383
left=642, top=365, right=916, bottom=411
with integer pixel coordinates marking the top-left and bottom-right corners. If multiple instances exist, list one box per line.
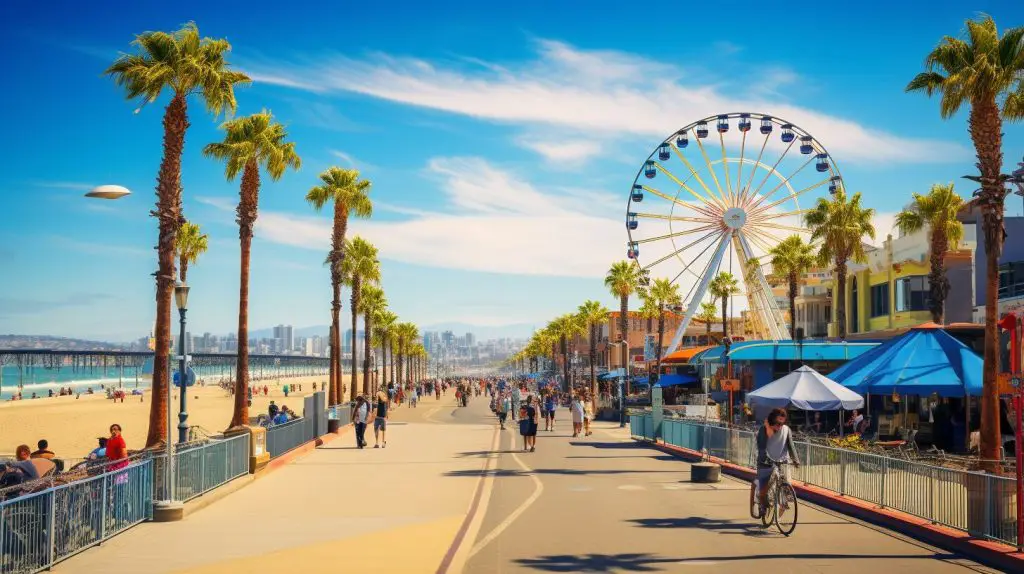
left=106, top=23, right=249, bottom=447
left=395, top=323, right=419, bottom=389
left=604, top=261, right=643, bottom=393
left=340, top=236, right=381, bottom=398
left=895, top=183, right=965, bottom=324
left=769, top=235, right=817, bottom=337
left=176, top=221, right=208, bottom=284
left=375, top=310, right=397, bottom=390
left=805, top=190, right=876, bottom=338
left=638, top=295, right=660, bottom=338
left=306, top=167, right=373, bottom=405
left=203, top=111, right=301, bottom=429
left=709, top=273, right=740, bottom=338
left=649, top=278, right=682, bottom=385
left=550, top=314, right=586, bottom=392
left=696, top=302, right=719, bottom=344
left=359, top=284, right=386, bottom=395
left=907, top=15, right=1023, bottom=470
left=577, top=299, right=610, bottom=399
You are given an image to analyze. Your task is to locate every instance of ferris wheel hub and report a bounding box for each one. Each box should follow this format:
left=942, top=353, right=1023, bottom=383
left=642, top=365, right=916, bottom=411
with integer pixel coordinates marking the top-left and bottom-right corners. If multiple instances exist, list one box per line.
left=722, top=207, right=746, bottom=230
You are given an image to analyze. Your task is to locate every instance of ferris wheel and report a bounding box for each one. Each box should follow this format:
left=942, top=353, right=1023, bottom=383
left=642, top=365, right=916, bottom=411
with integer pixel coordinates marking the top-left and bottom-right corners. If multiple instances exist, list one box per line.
left=625, top=112, right=844, bottom=353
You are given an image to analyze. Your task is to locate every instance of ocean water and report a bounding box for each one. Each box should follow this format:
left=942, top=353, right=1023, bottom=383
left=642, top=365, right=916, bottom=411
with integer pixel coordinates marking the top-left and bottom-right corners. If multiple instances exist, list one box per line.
left=0, top=364, right=329, bottom=399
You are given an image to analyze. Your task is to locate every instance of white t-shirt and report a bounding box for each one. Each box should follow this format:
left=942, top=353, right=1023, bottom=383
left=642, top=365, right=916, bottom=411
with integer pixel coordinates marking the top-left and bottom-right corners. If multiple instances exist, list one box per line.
left=355, top=403, right=369, bottom=424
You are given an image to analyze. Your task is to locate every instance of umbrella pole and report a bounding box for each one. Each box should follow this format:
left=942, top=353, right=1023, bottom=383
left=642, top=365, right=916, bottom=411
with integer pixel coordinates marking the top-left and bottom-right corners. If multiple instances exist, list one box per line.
left=840, top=408, right=844, bottom=438
left=964, top=391, right=971, bottom=452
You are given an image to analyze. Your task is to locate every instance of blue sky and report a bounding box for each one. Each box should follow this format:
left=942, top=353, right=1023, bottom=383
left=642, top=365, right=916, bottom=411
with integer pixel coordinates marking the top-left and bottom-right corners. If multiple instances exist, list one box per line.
left=1, top=0, right=1022, bottom=342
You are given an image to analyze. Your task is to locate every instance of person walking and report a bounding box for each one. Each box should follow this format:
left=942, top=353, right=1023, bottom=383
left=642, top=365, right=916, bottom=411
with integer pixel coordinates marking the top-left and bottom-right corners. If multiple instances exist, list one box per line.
left=497, top=392, right=511, bottom=430
left=353, top=395, right=369, bottom=449
left=520, top=395, right=539, bottom=452
left=511, top=385, right=522, bottom=422
left=543, top=391, right=557, bottom=432
left=583, top=393, right=594, bottom=437
left=374, top=388, right=389, bottom=448
left=570, top=394, right=585, bottom=438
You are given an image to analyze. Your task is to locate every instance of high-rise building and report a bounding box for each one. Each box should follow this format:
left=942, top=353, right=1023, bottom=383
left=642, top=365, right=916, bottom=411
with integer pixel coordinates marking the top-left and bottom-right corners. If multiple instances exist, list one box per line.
left=441, top=331, right=455, bottom=348
left=273, top=324, right=294, bottom=352
left=465, top=332, right=475, bottom=348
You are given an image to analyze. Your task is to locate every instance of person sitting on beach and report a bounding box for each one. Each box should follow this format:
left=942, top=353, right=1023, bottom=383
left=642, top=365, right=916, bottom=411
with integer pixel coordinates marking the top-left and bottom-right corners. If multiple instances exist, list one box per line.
left=31, top=440, right=55, bottom=460
left=88, top=437, right=108, bottom=460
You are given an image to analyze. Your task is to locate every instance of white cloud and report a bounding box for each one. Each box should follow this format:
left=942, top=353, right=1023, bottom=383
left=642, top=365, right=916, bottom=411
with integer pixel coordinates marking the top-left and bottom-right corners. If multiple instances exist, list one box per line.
left=328, top=149, right=377, bottom=171
left=516, top=137, right=603, bottom=164
left=242, top=39, right=968, bottom=164
left=247, top=157, right=625, bottom=278
left=871, top=212, right=898, bottom=244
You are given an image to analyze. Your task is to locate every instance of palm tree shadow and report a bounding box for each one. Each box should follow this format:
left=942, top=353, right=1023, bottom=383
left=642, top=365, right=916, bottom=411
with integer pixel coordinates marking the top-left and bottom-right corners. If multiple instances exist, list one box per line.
left=629, top=516, right=770, bottom=537
left=513, top=552, right=676, bottom=572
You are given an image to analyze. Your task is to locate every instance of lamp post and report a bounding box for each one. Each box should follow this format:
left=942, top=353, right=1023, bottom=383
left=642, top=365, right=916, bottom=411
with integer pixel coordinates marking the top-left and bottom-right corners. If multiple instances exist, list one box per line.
left=174, top=283, right=190, bottom=444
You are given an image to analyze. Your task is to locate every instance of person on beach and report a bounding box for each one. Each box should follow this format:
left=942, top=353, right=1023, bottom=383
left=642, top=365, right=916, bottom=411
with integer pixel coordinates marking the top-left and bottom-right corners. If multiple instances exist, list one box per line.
left=520, top=396, right=538, bottom=452
left=583, top=393, right=594, bottom=437
left=374, top=388, right=389, bottom=448
left=543, top=392, right=556, bottom=432
left=354, top=396, right=369, bottom=449
left=31, top=440, right=55, bottom=460
left=268, top=401, right=279, bottom=419
left=88, top=437, right=108, bottom=460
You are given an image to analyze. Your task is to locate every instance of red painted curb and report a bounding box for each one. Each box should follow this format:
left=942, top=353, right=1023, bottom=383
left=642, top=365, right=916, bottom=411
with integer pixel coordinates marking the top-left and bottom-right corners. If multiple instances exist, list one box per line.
left=642, top=438, right=1024, bottom=572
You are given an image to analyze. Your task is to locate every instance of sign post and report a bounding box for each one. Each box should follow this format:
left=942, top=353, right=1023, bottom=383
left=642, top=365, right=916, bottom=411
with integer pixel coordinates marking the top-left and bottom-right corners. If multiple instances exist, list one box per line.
left=652, top=386, right=663, bottom=441
left=997, top=312, right=1024, bottom=552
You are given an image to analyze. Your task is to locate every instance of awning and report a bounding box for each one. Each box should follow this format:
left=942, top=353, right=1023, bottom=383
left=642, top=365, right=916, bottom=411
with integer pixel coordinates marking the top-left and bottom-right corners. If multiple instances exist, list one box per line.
left=633, top=376, right=649, bottom=385
left=654, top=374, right=700, bottom=388
left=662, top=345, right=715, bottom=363
left=726, top=341, right=879, bottom=361
left=828, top=325, right=982, bottom=398
left=598, top=369, right=627, bottom=381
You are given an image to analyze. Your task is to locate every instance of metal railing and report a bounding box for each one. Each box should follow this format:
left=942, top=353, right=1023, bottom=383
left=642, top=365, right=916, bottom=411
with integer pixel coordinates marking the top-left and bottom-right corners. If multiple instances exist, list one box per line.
left=153, top=434, right=251, bottom=502
left=0, top=458, right=153, bottom=573
left=634, top=415, right=1019, bottom=548
left=266, top=417, right=315, bottom=459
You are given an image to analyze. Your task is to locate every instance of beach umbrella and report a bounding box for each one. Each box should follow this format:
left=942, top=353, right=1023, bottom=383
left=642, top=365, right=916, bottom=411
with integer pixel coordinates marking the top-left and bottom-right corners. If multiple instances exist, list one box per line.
left=748, top=365, right=864, bottom=411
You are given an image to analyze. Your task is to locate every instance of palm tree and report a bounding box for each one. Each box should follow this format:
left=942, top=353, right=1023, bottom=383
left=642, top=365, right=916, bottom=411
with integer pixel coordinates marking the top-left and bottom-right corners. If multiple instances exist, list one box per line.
left=340, top=237, right=381, bottom=398
left=604, top=261, right=643, bottom=393
left=805, top=189, right=876, bottom=338
left=306, top=167, right=373, bottom=405
left=359, top=284, right=386, bottom=395
left=648, top=278, right=682, bottom=384
left=395, top=323, right=419, bottom=389
left=709, top=273, right=740, bottom=338
left=638, top=295, right=660, bottom=338
left=907, top=15, right=1023, bottom=470
left=550, top=314, right=586, bottom=392
left=106, top=23, right=249, bottom=447
left=375, top=310, right=397, bottom=390
left=696, top=302, right=719, bottom=344
left=204, top=111, right=301, bottom=429
left=895, top=183, right=965, bottom=324
left=577, top=300, right=610, bottom=399
left=176, top=221, right=208, bottom=284
left=769, top=235, right=817, bottom=337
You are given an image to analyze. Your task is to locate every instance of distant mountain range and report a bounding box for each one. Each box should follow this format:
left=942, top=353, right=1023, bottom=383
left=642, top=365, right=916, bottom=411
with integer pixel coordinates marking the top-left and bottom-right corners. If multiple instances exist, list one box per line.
left=0, top=335, right=125, bottom=351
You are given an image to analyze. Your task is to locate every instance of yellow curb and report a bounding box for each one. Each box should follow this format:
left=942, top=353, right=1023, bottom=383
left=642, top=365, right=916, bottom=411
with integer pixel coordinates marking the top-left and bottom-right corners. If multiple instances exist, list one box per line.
left=172, top=514, right=466, bottom=574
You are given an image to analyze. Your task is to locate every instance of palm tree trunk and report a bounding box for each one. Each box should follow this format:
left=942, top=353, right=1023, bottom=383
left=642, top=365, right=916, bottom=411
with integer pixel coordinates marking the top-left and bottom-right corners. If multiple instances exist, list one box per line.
left=835, top=259, right=848, bottom=338
left=390, top=340, right=396, bottom=388
left=655, top=312, right=665, bottom=386
left=721, top=300, right=728, bottom=339
left=619, top=295, right=629, bottom=395
left=230, top=161, right=260, bottom=429
left=929, top=231, right=950, bottom=324
left=147, top=93, right=188, bottom=448
left=179, top=257, right=189, bottom=284
left=789, top=273, right=798, bottom=337
left=330, top=280, right=341, bottom=404
left=970, top=97, right=1004, bottom=470
left=561, top=335, right=569, bottom=392
left=705, top=321, right=712, bottom=344
left=363, top=312, right=372, bottom=396
left=350, top=277, right=360, bottom=402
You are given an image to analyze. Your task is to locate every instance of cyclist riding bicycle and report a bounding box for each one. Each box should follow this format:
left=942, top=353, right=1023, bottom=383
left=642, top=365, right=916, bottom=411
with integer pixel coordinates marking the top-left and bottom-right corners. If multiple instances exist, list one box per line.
left=751, top=407, right=800, bottom=517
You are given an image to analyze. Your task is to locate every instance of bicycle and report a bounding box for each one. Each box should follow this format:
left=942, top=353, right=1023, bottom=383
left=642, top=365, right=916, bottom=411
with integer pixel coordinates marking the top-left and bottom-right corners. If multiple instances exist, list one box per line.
left=749, top=457, right=799, bottom=536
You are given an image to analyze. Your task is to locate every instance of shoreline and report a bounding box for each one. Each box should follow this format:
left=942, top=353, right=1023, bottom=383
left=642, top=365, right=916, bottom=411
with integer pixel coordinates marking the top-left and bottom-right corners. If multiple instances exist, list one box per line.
left=0, top=374, right=354, bottom=460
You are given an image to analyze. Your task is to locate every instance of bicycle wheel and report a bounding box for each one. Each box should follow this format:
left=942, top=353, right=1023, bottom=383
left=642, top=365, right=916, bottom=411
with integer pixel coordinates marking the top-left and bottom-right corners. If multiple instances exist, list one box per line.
left=774, top=482, right=798, bottom=536
left=759, top=483, right=775, bottom=527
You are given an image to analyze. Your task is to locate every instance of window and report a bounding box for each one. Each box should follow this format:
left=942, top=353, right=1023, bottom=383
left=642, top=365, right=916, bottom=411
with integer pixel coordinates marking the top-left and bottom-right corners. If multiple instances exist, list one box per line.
left=999, top=262, right=1024, bottom=298
left=870, top=283, right=889, bottom=318
left=895, top=276, right=930, bottom=312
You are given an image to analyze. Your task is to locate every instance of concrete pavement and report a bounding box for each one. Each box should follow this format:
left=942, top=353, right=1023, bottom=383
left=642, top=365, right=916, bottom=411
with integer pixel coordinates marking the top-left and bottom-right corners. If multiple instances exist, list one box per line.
left=52, top=390, right=1003, bottom=573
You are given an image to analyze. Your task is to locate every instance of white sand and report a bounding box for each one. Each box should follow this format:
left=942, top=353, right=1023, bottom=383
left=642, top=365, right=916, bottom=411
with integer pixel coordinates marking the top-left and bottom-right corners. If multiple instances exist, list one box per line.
left=0, top=375, right=358, bottom=460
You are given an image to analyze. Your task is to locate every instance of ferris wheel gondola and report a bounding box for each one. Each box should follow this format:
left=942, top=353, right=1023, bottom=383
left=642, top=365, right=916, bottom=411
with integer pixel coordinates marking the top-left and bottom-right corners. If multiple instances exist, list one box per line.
left=624, top=112, right=845, bottom=354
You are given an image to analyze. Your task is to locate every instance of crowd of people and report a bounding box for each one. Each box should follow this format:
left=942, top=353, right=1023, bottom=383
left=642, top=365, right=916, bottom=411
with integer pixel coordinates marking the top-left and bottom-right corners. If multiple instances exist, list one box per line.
left=1, top=423, right=129, bottom=498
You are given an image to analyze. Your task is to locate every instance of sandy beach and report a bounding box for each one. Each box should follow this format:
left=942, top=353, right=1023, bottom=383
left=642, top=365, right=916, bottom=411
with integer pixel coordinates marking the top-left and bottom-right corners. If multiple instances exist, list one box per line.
left=0, top=375, right=357, bottom=461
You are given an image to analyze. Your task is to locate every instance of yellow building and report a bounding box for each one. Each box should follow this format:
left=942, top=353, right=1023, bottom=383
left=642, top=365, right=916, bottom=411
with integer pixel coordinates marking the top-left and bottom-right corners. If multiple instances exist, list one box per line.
left=832, top=227, right=975, bottom=336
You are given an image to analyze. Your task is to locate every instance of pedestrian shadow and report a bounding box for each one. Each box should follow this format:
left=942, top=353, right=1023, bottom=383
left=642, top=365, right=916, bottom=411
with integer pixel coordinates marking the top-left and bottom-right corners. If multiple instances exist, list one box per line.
left=443, top=468, right=681, bottom=478
left=455, top=450, right=523, bottom=457
left=568, top=441, right=641, bottom=450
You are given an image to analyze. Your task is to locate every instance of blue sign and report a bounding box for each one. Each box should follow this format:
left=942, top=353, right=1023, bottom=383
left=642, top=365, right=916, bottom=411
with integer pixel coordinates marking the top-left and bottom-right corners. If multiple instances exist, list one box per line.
left=173, top=367, right=197, bottom=388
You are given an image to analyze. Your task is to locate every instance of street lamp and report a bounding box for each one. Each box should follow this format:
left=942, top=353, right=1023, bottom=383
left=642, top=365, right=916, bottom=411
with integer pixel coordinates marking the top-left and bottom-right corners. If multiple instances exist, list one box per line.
left=174, top=282, right=190, bottom=444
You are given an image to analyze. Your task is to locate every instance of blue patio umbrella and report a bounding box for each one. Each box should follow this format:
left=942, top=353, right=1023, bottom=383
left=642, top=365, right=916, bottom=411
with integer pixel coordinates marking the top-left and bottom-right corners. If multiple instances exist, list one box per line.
left=828, top=325, right=983, bottom=398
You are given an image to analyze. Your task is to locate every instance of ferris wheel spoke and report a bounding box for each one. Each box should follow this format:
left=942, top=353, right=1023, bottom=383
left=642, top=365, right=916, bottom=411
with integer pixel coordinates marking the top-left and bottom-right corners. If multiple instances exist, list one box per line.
left=693, top=133, right=729, bottom=208
left=736, top=129, right=748, bottom=206
left=667, top=229, right=724, bottom=288
left=749, top=208, right=811, bottom=224
left=738, top=130, right=772, bottom=207
left=719, top=132, right=734, bottom=205
left=633, top=212, right=716, bottom=224
left=742, top=138, right=797, bottom=210
left=757, top=221, right=809, bottom=234
left=639, top=229, right=722, bottom=270
left=652, top=163, right=720, bottom=209
left=745, top=154, right=817, bottom=212
left=665, top=234, right=731, bottom=355
left=634, top=224, right=719, bottom=246
left=668, top=146, right=726, bottom=209
left=743, top=228, right=779, bottom=254
left=749, top=177, right=832, bottom=218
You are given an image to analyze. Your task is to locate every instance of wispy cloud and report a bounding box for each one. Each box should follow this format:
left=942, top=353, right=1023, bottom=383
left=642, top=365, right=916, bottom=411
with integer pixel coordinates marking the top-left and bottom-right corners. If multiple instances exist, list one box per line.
left=242, top=39, right=968, bottom=165
left=247, top=157, right=624, bottom=278
left=328, top=149, right=378, bottom=171
left=516, top=137, right=603, bottom=165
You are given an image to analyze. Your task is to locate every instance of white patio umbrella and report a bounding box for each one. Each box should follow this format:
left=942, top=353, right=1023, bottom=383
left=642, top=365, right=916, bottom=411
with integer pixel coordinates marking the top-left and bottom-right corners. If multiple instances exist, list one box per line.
left=748, top=365, right=864, bottom=411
